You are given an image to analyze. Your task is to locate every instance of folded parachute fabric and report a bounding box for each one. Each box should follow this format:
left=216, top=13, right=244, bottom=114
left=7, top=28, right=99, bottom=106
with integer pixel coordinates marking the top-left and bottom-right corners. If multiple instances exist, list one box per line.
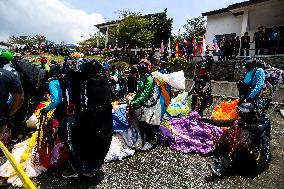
left=166, top=92, right=190, bottom=118
left=113, top=107, right=129, bottom=132
left=152, top=70, right=185, bottom=90
left=211, top=99, right=239, bottom=121
left=0, top=132, right=47, bottom=187
left=160, top=111, right=223, bottom=155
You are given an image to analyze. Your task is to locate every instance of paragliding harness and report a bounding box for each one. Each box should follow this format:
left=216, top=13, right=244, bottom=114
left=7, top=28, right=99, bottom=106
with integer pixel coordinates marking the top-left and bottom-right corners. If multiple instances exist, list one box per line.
left=62, top=58, right=113, bottom=174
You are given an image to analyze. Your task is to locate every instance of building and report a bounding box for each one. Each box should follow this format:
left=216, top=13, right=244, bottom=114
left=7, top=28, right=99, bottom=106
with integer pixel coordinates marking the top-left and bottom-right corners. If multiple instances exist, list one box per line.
left=202, top=0, right=284, bottom=55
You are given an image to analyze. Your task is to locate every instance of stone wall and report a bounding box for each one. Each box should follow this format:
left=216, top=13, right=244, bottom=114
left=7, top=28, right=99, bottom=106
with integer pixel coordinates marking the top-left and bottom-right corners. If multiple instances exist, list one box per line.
left=185, top=79, right=284, bottom=103
left=185, top=55, right=284, bottom=82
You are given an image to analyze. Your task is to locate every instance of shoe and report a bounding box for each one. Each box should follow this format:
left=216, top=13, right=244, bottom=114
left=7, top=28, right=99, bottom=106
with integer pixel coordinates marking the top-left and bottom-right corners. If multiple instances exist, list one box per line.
left=141, top=142, right=153, bottom=151
left=62, top=165, right=78, bottom=178
left=209, top=162, right=222, bottom=177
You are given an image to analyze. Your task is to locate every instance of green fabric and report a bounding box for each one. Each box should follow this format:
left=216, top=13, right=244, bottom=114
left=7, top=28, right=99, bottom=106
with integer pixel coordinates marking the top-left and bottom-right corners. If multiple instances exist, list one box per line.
left=131, top=74, right=154, bottom=108
left=43, top=63, right=50, bottom=72
left=0, top=50, right=13, bottom=61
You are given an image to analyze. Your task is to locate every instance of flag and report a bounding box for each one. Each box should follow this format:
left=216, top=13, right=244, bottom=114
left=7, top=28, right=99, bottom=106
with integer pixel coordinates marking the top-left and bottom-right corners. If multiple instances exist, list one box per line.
left=160, top=40, right=164, bottom=55
left=212, top=36, right=219, bottom=52
left=192, top=36, right=197, bottom=57
left=200, top=35, right=206, bottom=54
left=175, top=41, right=179, bottom=57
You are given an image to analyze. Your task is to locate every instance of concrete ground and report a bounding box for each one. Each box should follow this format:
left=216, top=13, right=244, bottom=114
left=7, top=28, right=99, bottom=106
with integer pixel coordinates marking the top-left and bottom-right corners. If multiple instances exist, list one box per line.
left=1, top=98, right=284, bottom=189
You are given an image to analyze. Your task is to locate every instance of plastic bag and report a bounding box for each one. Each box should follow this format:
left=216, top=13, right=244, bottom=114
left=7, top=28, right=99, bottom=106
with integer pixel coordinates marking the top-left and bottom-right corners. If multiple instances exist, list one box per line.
left=121, top=118, right=142, bottom=150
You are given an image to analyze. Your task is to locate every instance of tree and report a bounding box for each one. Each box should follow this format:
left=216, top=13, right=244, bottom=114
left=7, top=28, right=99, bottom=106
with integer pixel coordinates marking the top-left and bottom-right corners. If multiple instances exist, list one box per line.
left=183, top=16, right=206, bottom=38
left=78, top=34, right=105, bottom=49
left=7, top=35, right=46, bottom=46
left=113, top=12, right=154, bottom=48
left=151, top=9, right=173, bottom=47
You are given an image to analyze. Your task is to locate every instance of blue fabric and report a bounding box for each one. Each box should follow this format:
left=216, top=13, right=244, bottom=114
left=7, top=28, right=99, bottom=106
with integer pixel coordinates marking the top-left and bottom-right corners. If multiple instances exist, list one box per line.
left=45, top=80, right=62, bottom=111
left=113, top=107, right=129, bottom=132
left=244, top=68, right=265, bottom=98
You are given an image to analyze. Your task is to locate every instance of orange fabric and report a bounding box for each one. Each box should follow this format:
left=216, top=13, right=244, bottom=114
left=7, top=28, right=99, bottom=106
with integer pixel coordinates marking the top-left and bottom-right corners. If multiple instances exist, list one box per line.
left=211, top=99, right=239, bottom=121
left=154, top=79, right=170, bottom=107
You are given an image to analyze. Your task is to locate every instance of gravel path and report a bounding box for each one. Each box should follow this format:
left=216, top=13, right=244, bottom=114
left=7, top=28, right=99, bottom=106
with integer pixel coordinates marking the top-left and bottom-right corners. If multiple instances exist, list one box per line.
left=1, top=99, right=284, bottom=189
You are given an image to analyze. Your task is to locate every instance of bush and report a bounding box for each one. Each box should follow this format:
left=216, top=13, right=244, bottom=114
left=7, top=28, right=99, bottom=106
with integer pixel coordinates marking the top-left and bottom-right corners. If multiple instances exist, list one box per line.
left=169, top=57, right=187, bottom=72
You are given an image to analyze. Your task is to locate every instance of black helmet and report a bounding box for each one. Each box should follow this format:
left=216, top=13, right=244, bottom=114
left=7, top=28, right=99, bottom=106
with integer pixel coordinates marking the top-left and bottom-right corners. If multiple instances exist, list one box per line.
left=238, top=102, right=254, bottom=113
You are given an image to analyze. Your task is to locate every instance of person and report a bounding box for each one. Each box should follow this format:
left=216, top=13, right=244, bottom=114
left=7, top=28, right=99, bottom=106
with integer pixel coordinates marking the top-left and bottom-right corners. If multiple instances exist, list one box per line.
left=207, top=102, right=271, bottom=177
left=205, top=45, right=210, bottom=57
left=38, top=57, right=51, bottom=72
left=39, top=62, right=63, bottom=121
left=240, top=32, right=251, bottom=56
left=269, top=26, right=280, bottom=55
left=189, top=60, right=212, bottom=117
left=254, top=26, right=266, bottom=55
left=127, top=66, right=138, bottom=94
left=128, top=62, right=161, bottom=151
left=237, top=57, right=265, bottom=105
left=233, top=36, right=240, bottom=58
left=0, top=50, right=24, bottom=140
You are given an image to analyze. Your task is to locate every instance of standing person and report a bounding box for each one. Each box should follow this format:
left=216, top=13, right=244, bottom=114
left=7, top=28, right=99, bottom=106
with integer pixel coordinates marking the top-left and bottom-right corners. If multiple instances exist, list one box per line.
left=240, top=32, right=251, bottom=56
left=233, top=36, right=240, bottom=58
left=127, top=66, right=138, bottom=94
left=254, top=26, right=266, bottom=55
left=0, top=50, right=24, bottom=139
left=128, top=62, right=161, bottom=151
left=219, top=37, right=226, bottom=61
left=269, top=26, right=281, bottom=55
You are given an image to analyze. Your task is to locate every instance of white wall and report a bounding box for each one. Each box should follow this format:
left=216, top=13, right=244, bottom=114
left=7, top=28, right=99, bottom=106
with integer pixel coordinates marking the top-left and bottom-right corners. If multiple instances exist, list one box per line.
left=204, top=0, right=284, bottom=56
left=205, top=12, right=243, bottom=49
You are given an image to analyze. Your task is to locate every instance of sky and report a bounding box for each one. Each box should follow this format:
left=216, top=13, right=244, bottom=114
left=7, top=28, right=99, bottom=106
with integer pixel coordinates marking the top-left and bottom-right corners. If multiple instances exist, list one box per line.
left=0, top=0, right=243, bottom=44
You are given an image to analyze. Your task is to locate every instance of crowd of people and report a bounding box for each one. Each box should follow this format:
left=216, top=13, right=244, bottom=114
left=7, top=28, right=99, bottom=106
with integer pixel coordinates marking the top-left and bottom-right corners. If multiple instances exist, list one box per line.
left=0, top=46, right=283, bottom=187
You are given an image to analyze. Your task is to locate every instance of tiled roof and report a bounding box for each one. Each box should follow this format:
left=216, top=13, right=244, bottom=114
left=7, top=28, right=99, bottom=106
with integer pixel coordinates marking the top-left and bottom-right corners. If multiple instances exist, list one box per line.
left=202, top=0, right=269, bottom=16
left=95, top=12, right=163, bottom=28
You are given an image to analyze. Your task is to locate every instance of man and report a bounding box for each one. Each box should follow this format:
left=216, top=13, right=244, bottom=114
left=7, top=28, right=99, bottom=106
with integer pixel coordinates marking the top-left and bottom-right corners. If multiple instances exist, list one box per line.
left=128, top=62, right=161, bottom=151
left=240, top=32, right=251, bottom=56
left=38, top=57, right=50, bottom=72
left=254, top=26, right=266, bottom=55
left=0, top=50, right=24, bottom=139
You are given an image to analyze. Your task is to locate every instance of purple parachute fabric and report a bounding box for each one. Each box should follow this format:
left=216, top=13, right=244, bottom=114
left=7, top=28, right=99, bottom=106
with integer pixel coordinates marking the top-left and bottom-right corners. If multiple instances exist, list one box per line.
left=160, top=111, right=223, bottom=155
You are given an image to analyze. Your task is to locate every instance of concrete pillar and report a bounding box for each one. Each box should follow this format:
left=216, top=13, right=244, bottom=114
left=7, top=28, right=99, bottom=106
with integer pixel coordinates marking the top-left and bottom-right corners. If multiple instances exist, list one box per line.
left=105, top=26, right=109, bottom=48
left=97, top=30, right=100, bottom=48
left=241, top=10, right=249, bottom=35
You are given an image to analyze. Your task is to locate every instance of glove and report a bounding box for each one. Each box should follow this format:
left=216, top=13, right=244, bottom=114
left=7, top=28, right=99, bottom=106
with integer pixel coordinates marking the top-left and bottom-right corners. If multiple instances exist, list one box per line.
left=40, top=108, right=48, bottom=116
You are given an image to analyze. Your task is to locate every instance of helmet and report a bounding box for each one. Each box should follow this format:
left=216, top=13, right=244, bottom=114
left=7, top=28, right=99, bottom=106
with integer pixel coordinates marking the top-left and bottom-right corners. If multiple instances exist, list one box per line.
left=137, top=62, right=148, bottom=75
left=40, top=57, right=47, bottom=63
left=243, top=56, right=257, bottom=70
left=238, top=102, right=254, bottom=113
left=0, top=50, right=14, bottom=61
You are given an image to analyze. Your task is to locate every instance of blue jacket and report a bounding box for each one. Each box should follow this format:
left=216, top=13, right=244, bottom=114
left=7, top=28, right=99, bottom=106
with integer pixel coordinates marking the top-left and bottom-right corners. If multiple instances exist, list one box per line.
left=45, top=80, right=62, bottom=111
left=243, top=68, right=265, bottom=98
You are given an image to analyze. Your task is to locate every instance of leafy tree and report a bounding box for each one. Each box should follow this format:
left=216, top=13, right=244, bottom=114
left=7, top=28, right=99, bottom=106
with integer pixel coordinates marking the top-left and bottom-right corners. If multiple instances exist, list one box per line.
left=7, top=35, right=46, bottom=46
left=151, top=9, right=173, bottom=47
left=183, top=16, right=206, bottom=38
left=78, top=34, right=105, bottom=49
left=114, top=12, right=154, bottom=48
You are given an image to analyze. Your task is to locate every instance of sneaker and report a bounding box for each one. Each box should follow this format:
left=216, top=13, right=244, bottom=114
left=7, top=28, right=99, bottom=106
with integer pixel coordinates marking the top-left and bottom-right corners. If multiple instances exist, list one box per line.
left=62, top=165, right=78, bottom=178
left=141, top=142, right=153, bottom=151
left=209, top=162, right=222, bottom=177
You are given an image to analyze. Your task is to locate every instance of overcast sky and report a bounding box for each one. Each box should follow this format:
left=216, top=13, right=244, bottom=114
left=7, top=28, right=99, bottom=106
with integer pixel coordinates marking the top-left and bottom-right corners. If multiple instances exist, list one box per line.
left=0, top=0, right=243, bottom=44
